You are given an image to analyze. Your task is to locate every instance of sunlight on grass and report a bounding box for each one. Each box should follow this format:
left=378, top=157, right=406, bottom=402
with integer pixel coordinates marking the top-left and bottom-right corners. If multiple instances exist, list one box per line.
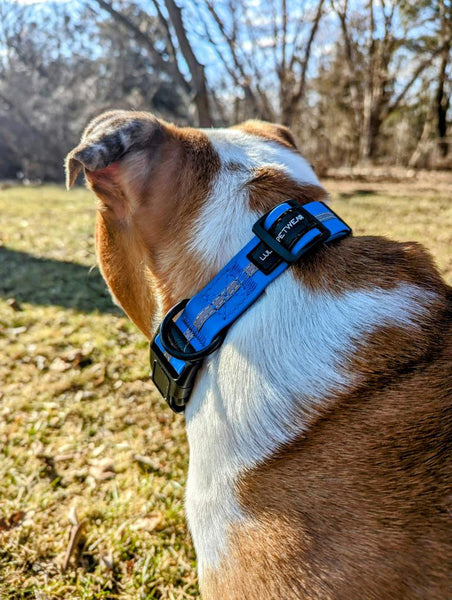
left=0, top=185, right=196, bottom=599
left=0, top=181, right=450, bottom=599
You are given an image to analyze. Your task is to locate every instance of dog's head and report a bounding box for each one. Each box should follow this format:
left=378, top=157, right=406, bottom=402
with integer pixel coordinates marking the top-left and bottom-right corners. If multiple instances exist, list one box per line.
left=66, top=111, right=327, bottom=336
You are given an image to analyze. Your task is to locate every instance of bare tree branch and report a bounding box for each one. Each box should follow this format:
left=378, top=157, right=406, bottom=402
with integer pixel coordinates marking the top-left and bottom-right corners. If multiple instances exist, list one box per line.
left=203, top=0, right=262, bottom=117
left=93, top=0, right=176, bottom=79
left=149, top=0, right=191, bottom=92
left=384, top=41, right=451, bottom=119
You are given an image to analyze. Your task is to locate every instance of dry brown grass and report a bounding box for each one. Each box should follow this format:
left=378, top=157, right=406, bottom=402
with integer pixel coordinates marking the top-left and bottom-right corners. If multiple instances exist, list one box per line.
left=0, top=180, right=450, bottom=599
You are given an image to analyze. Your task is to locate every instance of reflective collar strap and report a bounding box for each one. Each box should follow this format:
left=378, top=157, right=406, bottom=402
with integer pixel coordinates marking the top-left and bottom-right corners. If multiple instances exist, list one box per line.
left=151, top=200, right=351, bottom=411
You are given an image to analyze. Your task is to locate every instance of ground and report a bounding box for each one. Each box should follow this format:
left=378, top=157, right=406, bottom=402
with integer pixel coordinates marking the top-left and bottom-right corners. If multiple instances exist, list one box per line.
left=0, top=177, right=451, bottom=600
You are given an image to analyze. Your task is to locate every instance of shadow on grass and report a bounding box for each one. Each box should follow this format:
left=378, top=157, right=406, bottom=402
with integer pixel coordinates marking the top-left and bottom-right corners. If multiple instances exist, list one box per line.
left=0, top=247, right=121, bottom=314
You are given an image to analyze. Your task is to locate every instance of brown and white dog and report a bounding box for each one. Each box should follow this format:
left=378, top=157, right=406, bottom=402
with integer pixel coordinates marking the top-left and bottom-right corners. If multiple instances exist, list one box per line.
left=66, top=111, right=452, bottom=600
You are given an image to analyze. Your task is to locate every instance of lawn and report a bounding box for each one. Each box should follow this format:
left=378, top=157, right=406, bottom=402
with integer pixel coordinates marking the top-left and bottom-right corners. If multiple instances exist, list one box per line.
left=0, top=179, right=451, bottom=599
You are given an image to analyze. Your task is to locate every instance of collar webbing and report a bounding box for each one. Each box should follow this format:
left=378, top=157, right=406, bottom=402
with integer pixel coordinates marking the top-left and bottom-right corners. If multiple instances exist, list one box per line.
left=150, top=200, right=352, bottom=413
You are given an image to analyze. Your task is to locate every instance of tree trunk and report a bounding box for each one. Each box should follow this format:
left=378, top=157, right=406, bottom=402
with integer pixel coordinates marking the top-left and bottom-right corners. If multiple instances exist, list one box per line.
left=408, top=102, right=435, bottom=168
left=436, top=0, right=450, bottom=158
left=164, top=0, right=213, bottom=127
left=436, top=51, right=449, bottom=157
left=359, top=107, right=381, bottom=162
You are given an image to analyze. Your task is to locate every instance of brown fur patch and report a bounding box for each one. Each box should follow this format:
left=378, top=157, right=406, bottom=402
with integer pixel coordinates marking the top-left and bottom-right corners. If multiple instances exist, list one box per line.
left=68, top=112, right=221, bottom=335
left=233, top=119, right=299, bottom=149
left=95, top=213, right=158, bottom=337
left=135, top=125, right=221, bottom=312
left=294, top=236, right=449, bottom=294
left=248, top=166, right=328, bottom=213
left=203, top=292, right=452, bottom=599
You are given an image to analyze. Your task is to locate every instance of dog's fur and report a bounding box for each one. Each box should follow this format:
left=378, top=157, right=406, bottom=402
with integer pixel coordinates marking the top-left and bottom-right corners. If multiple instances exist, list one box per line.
left=66, top=111, right=452, bottom=600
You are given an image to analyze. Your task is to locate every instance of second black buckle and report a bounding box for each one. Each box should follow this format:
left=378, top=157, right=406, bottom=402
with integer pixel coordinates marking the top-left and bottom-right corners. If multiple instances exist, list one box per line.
left=249, top=201, right=330, bottom=273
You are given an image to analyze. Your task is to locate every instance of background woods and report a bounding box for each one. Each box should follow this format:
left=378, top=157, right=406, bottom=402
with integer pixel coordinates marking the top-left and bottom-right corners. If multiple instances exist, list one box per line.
left=0, top=0, right=451, bottom=179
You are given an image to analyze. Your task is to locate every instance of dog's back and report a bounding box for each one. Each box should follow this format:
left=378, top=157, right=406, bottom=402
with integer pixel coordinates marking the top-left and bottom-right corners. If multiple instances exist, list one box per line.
left=196, top=234, right=452, bottom=600
left=66, top=112, right=452, bottom=599
left=207, top=286, right=452, bottom=600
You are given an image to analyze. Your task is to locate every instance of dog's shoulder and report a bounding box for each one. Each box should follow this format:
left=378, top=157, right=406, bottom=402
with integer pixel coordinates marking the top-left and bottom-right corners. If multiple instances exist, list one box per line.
left=214, top=235, right=452, bottom=600
left=295, top=234, right=449, bottom=297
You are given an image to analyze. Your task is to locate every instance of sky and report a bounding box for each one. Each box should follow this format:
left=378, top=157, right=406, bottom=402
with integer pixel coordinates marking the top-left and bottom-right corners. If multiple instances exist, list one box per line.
left=11, top=0, right=70, bottom=4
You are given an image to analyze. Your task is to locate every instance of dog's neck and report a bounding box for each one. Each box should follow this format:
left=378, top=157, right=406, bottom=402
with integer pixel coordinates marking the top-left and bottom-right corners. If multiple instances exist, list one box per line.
left=183, top=252, right=436, bottom=577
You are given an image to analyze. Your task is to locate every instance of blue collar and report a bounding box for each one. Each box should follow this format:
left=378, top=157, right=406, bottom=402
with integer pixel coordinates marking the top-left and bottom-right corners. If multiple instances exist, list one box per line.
left=150, top=200, right=352, bottom=413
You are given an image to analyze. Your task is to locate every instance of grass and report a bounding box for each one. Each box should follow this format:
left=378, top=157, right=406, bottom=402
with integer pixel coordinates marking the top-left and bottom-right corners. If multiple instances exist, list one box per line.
left=0, top=180, right=451, bottom=599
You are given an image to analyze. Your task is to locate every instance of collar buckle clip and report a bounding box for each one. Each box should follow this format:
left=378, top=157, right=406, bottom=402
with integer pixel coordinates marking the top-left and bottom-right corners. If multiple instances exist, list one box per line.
left=150, top=299, right=227, bottom=413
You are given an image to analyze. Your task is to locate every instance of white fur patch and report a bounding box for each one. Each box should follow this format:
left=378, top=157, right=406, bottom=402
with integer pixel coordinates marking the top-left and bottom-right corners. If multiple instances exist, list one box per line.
left=203, top=128, right=319, bottom=187
left=191, top=129, right=320, bottom=269
left=184, top=278, right=435, bottom=576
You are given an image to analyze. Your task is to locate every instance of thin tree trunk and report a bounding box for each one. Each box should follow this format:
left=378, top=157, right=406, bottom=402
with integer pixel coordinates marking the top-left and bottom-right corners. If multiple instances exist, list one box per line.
left=359, top=111, right=381, bottom=162
left=409, top=101, right=435, bottom=168
left=281, top=0, right=325, bottom=126
left=436, top=0, right=450, bottom=158
left=436, top=50, right=450, bottom=157
left=358, top=0, right=376, bottom=162
left=163, top=0, right=213, bottom=126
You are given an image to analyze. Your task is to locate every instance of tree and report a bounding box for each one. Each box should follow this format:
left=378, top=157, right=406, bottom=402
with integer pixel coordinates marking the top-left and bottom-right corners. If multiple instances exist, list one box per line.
left=331, top=0, right=451, bottom=162
left=191, top=0, right=326, bottom=127
left=0, top=1, right=187, bottom=180
left=92, top=0, right=213, bottom=126
left=435, top=0, right=451, bottom=157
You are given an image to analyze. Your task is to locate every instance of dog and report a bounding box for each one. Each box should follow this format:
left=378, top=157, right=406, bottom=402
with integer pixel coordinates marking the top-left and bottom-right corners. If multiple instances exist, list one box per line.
left=66, top=111, right=452, bottom=599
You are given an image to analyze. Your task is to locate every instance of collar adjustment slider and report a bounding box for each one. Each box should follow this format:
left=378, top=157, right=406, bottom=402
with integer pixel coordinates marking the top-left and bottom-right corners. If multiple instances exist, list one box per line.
left=249, top=200, right=330, bottom=274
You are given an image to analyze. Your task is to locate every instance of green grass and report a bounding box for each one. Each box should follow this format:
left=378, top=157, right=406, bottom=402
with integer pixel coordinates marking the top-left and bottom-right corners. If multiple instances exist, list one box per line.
left=0, top=181, right=451, bottom=599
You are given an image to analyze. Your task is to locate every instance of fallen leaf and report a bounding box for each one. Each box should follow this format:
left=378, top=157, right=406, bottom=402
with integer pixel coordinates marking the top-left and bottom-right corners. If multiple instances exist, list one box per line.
left=89, top=457, right=115, bottom=481
left=6, top=326, right=27, bottom=336
left=67, top=506, right=78, bottom=527
left=0, top=511, right=26, bottom=532
left=62, top=518, right=87, bottom=571
left=130, top=514, right=162, bottom=532
left=91, top=445, right=105, bottom=458
left=35, top=355, right=47, bottom=371
left=101, top=551, right=114, bottom=571
left=133, top=454, right=160, bottom=471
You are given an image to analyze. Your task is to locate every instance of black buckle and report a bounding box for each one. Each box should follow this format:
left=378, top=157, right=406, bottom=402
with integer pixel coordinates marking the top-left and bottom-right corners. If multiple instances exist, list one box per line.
left=250, top=200, right=330, bottom=269
left=150, top=340, right=198, bottom=413
left=150, top=299, right=226, bottom=413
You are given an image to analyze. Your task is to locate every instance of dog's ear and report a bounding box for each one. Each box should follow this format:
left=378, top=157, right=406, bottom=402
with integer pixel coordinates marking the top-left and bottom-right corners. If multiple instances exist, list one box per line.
left=65, top=110, right=165, bottom=189
left=232, top=120, right=299, bottom=150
